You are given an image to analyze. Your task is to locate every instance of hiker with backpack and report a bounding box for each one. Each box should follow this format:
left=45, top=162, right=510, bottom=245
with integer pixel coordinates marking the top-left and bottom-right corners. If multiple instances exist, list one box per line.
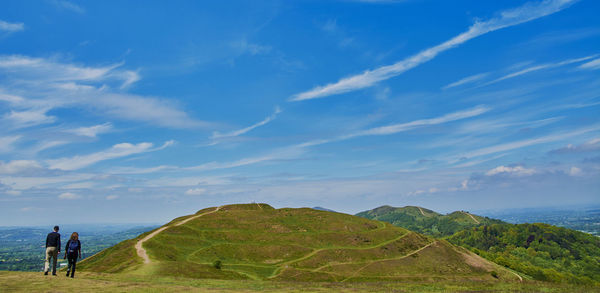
left=64, top=232, right=81, bottom=278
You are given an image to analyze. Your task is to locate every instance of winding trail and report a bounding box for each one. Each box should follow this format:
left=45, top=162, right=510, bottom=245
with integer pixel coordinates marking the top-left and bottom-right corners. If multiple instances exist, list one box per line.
left=417, top=207, right=426, bottom=217
left=135, top=206, right=221, bottom=264
left=341, top=241, right=436, bottom=282
left=463, top=212, right=480, bottom=224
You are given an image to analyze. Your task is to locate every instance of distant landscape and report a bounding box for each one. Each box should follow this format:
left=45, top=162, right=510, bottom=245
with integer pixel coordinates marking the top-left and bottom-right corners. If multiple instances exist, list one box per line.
left=0, top=225, right=157, bottom=271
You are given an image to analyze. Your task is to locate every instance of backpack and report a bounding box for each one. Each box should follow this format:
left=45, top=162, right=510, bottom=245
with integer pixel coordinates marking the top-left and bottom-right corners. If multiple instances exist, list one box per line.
left=68, top=240, right=79, bottom=254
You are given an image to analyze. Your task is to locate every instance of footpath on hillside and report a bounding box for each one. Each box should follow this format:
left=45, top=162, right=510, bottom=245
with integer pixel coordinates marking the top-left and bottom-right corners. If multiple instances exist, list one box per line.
left=135, top=206, right=221, bottom=264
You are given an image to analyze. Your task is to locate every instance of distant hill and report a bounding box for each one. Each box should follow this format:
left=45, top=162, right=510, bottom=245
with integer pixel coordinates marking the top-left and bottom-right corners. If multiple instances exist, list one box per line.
left=78, top=203, right=519, bottom=282
left=448, top=223, right=600, bottom=284
left=356, top=205, right=504, bottom=237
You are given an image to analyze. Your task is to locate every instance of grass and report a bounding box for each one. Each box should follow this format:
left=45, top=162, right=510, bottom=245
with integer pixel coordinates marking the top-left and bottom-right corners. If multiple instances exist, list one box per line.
left=77, top=204, right=523, bottom=283
left=1, top=271, right=599, bottom=292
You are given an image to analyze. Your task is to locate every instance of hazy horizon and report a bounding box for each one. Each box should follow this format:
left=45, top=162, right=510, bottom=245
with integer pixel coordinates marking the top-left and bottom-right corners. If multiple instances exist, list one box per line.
left=1, top=0, right=599, bottom=226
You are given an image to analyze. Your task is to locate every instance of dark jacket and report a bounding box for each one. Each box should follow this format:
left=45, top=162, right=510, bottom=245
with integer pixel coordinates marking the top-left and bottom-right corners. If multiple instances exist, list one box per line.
left=65, top=239, right=81, bottom=258
left=45, top=231, right=61, bottom=249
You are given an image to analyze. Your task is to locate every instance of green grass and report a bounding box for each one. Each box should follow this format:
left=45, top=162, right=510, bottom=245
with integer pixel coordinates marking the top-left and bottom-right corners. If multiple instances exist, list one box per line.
left=356, top=205, right=503, bottom=237
left=78, top=204, right=522, bottom=283
left=1, top=271, right=599, bottom=292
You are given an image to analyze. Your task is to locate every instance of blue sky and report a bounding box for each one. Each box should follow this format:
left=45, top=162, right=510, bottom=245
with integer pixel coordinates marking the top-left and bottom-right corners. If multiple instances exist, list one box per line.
left=1, top=0, right=599, bottom=225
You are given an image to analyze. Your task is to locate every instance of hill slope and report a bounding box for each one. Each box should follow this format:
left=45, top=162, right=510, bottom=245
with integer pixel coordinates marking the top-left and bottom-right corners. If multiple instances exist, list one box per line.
left=356, top=205, right=503, bottom=237
left=448, top=223, right=600, bottom=284
left=78, top=204, right=519, bottom=282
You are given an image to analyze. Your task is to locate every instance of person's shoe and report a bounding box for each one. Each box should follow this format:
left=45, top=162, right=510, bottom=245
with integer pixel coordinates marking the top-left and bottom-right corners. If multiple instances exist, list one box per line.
left=52, top=273, right=57, bottom=276
left=70, top=275, right=74, bottom=278
left=44, top=272, right=48, bottom=275
left=66, top=271, right=70, bottom=277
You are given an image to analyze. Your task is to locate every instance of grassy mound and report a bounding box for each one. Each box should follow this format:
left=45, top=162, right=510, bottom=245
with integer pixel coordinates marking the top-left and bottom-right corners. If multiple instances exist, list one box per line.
left=356, top=205, right=504, bottom=237
left=80, top=204, right=519, bottom=282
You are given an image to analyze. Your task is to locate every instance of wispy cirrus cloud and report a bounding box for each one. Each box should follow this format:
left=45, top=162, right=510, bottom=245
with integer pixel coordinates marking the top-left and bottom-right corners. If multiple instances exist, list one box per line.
left=46, top=140, right=174, bottom=171
left=455, top=124, right=600, bottom=161
left=0, top=20, right=24, bottom=32
left=0, top=135, right=21, bottom=153
left=48, top=0, right=85, bottom=14
left=443, top=73, right=489, bottom=90
left=290, top=0, right=577, bottom=101
left=0, top=55, right=209, bottom=128
left=298, top=105, right=490, bottom=147
left=482, top=55, right=596, bottom=86
left=579, top=58, right=600, bottom=70
left=66, top=123, right=113, bottom=138
left=549, top=137, right=600, bottom=154
left=211, top=107, right=281, bottom=140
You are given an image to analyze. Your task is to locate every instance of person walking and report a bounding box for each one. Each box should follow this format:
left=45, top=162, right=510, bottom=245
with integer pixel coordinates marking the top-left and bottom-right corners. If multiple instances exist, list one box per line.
left=64, top=232, right=81, bottom=278
left=44, top=226, right=61, bottom=276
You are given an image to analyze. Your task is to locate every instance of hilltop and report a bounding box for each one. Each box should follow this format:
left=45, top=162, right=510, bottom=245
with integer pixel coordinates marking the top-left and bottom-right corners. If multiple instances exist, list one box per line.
left=77, top=203, right=519, bottom=282
left=356, top=205, right=504, bottom=237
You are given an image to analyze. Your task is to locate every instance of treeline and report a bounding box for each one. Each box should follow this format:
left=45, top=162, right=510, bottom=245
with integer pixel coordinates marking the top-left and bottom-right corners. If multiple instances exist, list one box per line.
left=448, top=223, right=600, bottom=284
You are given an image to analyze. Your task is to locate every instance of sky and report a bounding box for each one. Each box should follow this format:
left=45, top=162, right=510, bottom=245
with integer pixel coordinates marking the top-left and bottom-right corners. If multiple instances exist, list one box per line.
left=0, top=0, right=599, bottom=225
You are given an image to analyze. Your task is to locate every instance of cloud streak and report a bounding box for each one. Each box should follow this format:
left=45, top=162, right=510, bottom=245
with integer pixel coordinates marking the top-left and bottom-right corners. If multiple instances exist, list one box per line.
left=298, top=105, right=490, bottom=147
left=211, top=107, right=281, bottom=140
left=290, top=0, right=577, bottom=101
left=0, top=20, right=24, bottom=32
left=46, top=140, right=174, bottom=171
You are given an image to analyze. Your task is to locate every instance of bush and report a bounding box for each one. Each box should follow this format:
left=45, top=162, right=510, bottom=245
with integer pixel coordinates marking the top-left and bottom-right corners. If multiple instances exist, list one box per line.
left=213, top=260, right=222, bottom=270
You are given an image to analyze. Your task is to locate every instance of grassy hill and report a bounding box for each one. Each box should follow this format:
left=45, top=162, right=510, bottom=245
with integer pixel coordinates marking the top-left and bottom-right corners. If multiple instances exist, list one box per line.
left=356, top=205, right=504, bottom=237
left=77, top=204, right=519, bottom=282
left=448, top=223, right=600, bottom=285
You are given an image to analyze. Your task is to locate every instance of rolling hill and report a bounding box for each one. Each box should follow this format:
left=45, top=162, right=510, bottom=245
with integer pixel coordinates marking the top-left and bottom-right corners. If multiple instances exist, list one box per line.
left=448, top=223, right=600, bottom=284
left=356, top=205, right=504, bottom=237
left=77, top=204, right=520, bottom=282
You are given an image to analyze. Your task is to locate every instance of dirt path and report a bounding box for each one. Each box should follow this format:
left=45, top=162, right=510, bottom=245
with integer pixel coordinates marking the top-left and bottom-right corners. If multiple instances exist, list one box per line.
left=417, top=207, right=426, bottom=216
left=341, top=241, right=436, bottom=282
left=268, top=231, right=411, bottom=279
left=463, top=212, right=480, bottom=224
left=135, top=206, right=221, bottom=264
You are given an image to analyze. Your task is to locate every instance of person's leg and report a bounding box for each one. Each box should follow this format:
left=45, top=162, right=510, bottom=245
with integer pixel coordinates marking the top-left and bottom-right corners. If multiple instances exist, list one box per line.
left=66, top=256, right=72, bottom=276
left=70, top=257, right=76, bottom=278
left=51, top=248, right=58, bottom=275
left=43, top=247, right=51, bottom=274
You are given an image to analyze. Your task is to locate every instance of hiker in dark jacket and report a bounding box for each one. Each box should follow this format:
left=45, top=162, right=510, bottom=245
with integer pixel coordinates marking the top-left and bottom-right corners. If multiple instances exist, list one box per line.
left=44, top=226, right=61, bottom=275
left=64, top=232, right=81, bottom=278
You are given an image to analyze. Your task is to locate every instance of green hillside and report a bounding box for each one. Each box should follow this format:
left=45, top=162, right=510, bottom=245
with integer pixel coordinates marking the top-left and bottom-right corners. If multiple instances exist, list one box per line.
left=448, top=223, right=600, bottom=285
left=78, top=204, right=519, bottom=282
left=356, top=205, right=503, bottom=237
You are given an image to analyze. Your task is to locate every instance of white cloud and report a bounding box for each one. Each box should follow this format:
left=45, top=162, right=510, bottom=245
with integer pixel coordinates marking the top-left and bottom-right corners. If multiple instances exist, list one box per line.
left=66, top=123, right=113, bottom=137
left=0, top=20, right=24, bottom=32
left=0, top=135, right=21, bottom=153
left=0, top=55, right=204, bottom=128
left=46, top=141, right=169, bottom=171
left=290, top=0, right=576, bottom=101
left=457, top=125, right=600, bottom=160
left=185, top=188, right=207, bottom=196
left=3, top=108, right=56, bottom=128
left=211, top=107, right=281, bottom=140
left=49, top=0, right=85, bottom=14
left=58, top=192, right=80, bottom=200
left=443, top=73, right=489, bottom=89
left=298, top=105, right=490, bottom=147
left=579, top=58, right=600, bottom=70
left=549, top=137, right=600, bottom=154
left=0, top=160, right=42, bottom=174
left=569, top=166, right=582, bottom=176
left=483, top=55, right=596, bottom=86
left=106, top=195, right=119, bottom=200
left=486, top=165, right=536, bottom=176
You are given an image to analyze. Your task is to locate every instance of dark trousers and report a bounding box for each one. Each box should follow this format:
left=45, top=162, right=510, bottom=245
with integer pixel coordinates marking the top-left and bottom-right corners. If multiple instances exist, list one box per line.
left=66, top=254, right=78, bottom=277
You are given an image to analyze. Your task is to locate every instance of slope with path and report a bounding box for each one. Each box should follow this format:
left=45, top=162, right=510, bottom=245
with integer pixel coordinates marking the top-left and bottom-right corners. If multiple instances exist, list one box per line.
left=135, top=206, right=221, bottom=264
